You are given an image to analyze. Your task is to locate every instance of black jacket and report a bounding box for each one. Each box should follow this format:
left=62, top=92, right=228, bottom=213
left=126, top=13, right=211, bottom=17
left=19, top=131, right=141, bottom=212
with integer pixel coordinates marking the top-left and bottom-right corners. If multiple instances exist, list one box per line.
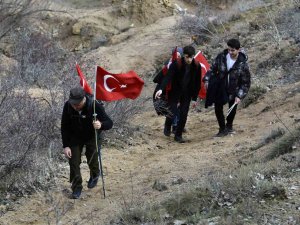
left=159, top=58, right=201, bottom=102
left=203, top=49, right=251, bottom=106
left=61, top=95, right=113, bottom=148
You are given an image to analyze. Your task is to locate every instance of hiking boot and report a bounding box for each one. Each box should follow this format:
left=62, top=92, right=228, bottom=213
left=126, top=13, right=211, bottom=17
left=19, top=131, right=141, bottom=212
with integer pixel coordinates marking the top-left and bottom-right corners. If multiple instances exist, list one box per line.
left=226, top=125, right=235, bottom=134
left=174, top=136, right=186, bottom=143
left=164, top=127, right=171, bottom=136
left=214, top=129, right=228, bottom=137
left=87, top=176, right=99, bottom=189
left=71, top=188, right=82, bottom=199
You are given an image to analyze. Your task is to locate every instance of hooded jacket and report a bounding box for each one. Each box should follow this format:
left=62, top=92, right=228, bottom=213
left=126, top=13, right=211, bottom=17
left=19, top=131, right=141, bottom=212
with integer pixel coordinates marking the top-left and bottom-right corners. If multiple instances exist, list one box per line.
left=61, top=95, right=113, bottom=148
left=203, top=49, right=251, bottom=106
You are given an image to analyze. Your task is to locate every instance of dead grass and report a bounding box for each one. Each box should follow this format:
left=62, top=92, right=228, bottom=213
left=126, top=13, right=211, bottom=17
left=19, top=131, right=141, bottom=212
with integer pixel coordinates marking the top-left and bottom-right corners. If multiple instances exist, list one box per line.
left=250, top=128, right=285, bottom=151
left=114, top=161, right=298, bottom=225
left=265, top=126, right=300, bottom=160
left=241, top=85, right=267, bottom=108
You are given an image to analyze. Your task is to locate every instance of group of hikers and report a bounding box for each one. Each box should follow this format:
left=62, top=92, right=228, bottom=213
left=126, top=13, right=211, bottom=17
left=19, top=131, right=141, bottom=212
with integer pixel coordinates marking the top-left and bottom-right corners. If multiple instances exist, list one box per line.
left=61, top=38, right=251, bottom=199
left=154, top=38, right=251, bottom=142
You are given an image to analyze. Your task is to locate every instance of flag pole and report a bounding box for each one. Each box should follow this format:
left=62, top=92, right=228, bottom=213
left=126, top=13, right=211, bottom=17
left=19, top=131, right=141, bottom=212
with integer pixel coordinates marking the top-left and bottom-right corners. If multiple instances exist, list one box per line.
left=93, top=66, right=106, bottom=198
left=226, top=103, right=237, bottom=119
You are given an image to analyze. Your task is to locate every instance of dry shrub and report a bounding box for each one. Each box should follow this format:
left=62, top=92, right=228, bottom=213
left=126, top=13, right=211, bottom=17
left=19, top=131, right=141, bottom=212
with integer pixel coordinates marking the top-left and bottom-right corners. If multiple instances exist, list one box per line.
left=175, top=0, right=267, bottom=45
left=162, top=188, right=214, bottom=218
left=175, top=15, right=218, bottom=45
left=0, top=0, right=51, bottom=41
left=250, top=128, right=285, bottom=151
left=242, top=85, right=267, bottom=108
left=0, top=78, right=63, bottom=196
left=266, top=126, right=300, bottom=160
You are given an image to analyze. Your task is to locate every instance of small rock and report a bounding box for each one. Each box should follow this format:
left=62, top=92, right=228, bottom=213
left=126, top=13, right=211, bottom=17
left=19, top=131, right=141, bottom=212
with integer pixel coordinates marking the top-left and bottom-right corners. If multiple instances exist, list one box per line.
left=72, top=23, right=82, bottom=35
left=173, top=219, right=186, bottom=225
left=171, top=177, right=185, bottom=185
left=152, top=180, right=168, bottom=191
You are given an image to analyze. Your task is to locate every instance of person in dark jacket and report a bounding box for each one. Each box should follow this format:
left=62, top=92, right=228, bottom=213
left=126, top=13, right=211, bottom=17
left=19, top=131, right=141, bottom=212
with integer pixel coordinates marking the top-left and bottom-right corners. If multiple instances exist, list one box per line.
left=203, top=39, right=251, bottom=137
left=61, top=87, right=113, bottom=199
left=155, top=45, right=201, bottom=143
left=153, top=47, right=184, bottom=133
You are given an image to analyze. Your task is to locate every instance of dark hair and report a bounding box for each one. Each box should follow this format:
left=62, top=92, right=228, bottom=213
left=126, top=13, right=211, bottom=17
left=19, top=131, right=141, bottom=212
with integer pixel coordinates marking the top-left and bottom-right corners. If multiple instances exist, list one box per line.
left=227, top=39, right=240, bottom=49
left=183, top=45, right=196, bottom=57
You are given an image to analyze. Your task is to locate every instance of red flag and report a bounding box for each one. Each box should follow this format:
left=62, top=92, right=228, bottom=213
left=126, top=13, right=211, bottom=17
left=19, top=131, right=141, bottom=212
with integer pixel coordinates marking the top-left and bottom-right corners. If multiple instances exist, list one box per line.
left=96, top=66, right=144, bottom=101
left=194, top=51, right=210, bottom=99
left=171, top=46, right=178, bottom=62
left=76, top=63, right=93, bottom=95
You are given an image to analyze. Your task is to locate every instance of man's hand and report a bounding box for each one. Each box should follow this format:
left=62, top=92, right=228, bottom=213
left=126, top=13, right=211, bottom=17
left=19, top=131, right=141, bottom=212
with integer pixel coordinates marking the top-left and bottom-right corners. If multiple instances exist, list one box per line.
left=191, top=100, right=197, bottom=108
left=235, top=97, right=241, bottom=104
left=93, top=120, right=102, bottom=129
left=64, top=147, right=72, bottom=158
left=155, top=90, right=162, bottom=99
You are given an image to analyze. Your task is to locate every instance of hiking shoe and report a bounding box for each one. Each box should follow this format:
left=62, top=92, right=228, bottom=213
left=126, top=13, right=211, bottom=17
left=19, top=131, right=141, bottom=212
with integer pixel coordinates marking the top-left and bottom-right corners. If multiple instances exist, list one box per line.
left=164, top=127, right=171, bottom=137
left=174, top=136, right=186, bottom=143
left=214, top=129, right=228, bottom=137
left=71, top=188, right=82, bottom=199
left=226, top=125, right=235, bottom=134
left=87, top=176, right=99, bottom=189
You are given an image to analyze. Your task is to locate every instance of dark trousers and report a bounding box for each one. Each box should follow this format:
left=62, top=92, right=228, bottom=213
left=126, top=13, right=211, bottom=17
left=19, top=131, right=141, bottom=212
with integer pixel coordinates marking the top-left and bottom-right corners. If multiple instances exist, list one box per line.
left=215, top=96, right=237, bottom=130
left=165, top=95, right=191, bottom=137
left=69, top=138, right=100, bottom=191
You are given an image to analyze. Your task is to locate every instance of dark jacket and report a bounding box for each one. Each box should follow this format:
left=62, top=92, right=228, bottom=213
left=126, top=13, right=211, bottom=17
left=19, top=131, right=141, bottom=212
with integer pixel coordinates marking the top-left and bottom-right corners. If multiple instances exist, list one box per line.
left=159, top=58, right=201, bottom=102
left=61, top=95, right=113, bottom=148
left=203, top=49, right=251, bottom=106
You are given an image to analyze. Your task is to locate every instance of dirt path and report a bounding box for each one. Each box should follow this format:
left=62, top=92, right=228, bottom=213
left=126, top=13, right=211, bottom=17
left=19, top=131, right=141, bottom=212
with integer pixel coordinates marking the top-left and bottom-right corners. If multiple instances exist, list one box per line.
left=1, top=81, right=299, bottom=225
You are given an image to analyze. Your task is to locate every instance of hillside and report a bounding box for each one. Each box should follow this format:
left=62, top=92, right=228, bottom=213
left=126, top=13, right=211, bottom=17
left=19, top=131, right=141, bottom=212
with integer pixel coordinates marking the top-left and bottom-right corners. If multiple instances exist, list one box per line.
left=0, top=0, right=299, bottom=224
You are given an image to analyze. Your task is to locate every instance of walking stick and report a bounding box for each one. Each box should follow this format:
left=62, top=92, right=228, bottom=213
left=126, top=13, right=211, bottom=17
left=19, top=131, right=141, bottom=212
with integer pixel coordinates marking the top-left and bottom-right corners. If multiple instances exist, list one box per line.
left=93, top=68, right=106, bottom=198
left=93, top=101, right=106, bottom=198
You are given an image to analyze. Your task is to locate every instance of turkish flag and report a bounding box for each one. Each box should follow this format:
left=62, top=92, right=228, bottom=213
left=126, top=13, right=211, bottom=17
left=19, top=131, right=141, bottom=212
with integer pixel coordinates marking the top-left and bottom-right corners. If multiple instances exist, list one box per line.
left=194, top=51, right=210, bottom=99
left=76, top=63, right=93, bottom=95
left=171, top=46, right=178, bottom=62
left=96, top=66, right=144, bottom=101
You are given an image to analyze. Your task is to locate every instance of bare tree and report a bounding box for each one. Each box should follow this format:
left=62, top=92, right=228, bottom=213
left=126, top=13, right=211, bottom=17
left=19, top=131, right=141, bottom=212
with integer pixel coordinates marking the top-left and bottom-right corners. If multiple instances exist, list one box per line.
left=0, top=0, right=52, bottom=40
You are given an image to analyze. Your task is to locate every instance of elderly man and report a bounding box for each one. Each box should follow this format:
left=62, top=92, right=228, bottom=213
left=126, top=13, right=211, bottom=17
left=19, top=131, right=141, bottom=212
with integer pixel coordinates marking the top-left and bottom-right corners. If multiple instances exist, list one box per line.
left=61, top=87, right=113, bottom=199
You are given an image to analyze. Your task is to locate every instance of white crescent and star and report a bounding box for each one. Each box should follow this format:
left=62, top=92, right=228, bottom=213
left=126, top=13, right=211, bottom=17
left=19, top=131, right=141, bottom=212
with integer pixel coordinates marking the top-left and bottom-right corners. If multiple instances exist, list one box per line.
left=194, top=52, right=209, bottom=73
left=103, top=75, right=127, bottom=92
left=200, top=63, right=208, bottom=73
